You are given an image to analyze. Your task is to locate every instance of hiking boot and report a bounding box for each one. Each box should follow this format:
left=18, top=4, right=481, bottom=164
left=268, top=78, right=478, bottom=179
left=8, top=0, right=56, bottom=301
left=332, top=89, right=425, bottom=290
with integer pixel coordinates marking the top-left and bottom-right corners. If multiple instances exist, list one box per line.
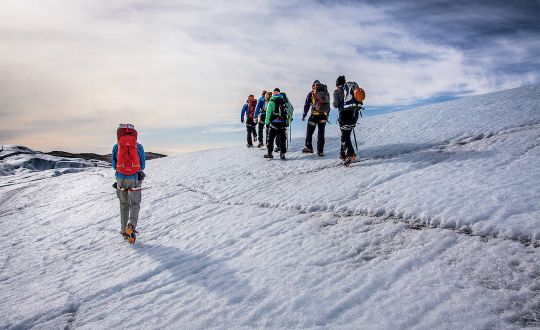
left=302, top=147, right=314, bottom=153
left=339, top=152, right=346, bottom=160
left=344, top=154, right=357, bottom=166
left=264, top=153, right=273, bottom=159
left=280, top=152, right=286, bottom=160
left=121, top=232, right=129, bottom=240
left=318, top=152, right=324, bottom=157
left=126, top=223, right=138, bottom=244
left=257, top=143, right=264, bottom=148
left=247, top=144, right=253, bottom=148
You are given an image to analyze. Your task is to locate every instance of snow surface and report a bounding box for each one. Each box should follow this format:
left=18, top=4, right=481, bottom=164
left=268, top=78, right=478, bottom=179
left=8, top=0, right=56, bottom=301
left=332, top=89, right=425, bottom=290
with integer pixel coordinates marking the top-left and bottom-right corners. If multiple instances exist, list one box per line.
left=1, top=86, right=539, bottom=329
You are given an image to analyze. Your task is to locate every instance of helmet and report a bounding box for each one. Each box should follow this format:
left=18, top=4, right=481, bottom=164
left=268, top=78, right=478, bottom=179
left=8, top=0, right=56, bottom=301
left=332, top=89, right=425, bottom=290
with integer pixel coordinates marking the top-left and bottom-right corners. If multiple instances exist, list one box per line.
left=117, top=123, right=137, bottom=140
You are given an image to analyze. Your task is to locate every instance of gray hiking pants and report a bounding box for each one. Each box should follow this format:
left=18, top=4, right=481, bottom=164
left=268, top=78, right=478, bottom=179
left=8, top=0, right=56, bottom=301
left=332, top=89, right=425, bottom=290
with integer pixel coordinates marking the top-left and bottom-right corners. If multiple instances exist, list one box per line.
left=116, top=177, right=141, bottom=232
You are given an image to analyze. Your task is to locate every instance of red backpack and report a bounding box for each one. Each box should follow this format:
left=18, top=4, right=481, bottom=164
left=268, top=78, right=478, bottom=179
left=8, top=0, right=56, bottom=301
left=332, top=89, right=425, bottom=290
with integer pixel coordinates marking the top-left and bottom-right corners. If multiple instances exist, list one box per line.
left=248, top=100, right=257, bottom=119
left=116, top=125, right=140, bottom=176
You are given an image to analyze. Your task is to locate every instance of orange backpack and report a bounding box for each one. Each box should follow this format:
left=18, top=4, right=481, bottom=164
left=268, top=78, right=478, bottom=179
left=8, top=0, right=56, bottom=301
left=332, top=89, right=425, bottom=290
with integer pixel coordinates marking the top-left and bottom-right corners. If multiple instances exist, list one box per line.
left=354, top=87, right=366, bottom=102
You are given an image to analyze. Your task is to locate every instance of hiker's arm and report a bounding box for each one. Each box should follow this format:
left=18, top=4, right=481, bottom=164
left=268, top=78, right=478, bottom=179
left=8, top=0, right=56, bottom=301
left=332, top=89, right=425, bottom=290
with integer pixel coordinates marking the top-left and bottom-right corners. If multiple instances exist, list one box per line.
left=138, top=144, right=146, bottom=171
left=111, top=144, right=118, bottom=169
left=333, top=89, right=342, bottom=109
left=241, top=104, right=247, bottom=122
left=303, top=92, right=311, bottom=118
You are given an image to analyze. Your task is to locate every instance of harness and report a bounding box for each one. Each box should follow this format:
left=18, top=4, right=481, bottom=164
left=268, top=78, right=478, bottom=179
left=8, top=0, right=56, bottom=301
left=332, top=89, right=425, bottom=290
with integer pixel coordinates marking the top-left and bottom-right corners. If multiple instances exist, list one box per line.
left=270, top=123, right=287, bottom=130
left=113, top=180, right=143, bottom=192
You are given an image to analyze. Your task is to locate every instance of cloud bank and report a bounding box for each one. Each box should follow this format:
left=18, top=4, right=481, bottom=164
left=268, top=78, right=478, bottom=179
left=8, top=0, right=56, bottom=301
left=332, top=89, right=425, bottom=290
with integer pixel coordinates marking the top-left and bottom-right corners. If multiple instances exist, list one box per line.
left=0, top=0, right=538, bottom=153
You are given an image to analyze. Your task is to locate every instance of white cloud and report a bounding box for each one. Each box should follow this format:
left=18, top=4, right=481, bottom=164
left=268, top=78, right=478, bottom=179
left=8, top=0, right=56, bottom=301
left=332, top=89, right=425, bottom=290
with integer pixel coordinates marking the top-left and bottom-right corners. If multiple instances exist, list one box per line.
left=0, top=0, right=537, bottom=153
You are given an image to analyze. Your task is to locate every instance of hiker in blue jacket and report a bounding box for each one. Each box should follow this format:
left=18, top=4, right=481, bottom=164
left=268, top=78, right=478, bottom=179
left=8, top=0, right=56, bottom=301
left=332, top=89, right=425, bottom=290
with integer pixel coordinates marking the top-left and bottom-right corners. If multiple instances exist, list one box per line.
left=254, top=90, right=268, bottom=148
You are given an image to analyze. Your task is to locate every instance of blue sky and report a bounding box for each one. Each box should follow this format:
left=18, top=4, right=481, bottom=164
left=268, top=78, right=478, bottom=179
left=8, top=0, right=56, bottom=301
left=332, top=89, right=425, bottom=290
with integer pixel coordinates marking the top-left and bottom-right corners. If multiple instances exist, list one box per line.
left=1, top=0, right=539, bottom=154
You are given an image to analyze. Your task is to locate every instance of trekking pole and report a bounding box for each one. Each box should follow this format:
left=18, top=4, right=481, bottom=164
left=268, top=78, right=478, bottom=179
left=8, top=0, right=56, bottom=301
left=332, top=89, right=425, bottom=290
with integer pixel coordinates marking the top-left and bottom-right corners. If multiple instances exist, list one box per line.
left=352, top=106, right=363, bottom=152
left=353, top=128, right=358, bottom=152
left=289, top=123, right=292, bottom=142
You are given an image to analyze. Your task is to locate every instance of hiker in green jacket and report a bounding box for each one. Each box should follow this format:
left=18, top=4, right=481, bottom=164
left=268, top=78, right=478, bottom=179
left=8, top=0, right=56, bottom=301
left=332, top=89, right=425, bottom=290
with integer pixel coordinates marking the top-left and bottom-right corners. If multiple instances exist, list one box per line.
left=264, top=88, right=292, bottom=160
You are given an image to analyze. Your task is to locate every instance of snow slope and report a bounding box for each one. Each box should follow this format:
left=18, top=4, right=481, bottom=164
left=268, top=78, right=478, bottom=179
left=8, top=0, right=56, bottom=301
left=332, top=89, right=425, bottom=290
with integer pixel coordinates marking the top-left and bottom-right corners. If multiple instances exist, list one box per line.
left=0, top=86, right=539, bottom=329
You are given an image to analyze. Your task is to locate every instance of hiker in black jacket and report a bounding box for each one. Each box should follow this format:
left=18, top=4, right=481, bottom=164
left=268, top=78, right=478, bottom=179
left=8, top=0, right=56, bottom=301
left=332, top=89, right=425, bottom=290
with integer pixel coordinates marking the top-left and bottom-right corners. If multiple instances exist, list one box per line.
left=333, top=75, right=362, bottom=165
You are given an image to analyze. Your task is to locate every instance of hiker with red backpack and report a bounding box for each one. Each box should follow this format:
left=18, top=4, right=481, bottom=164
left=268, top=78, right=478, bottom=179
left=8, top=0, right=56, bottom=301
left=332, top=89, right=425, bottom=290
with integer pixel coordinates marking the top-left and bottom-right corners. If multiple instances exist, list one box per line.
left=333, top=75, right=365, bottom=166
left=111, top=124, right=146, bottom=243
left=302, top=80, right=331, bottom=156
left=241, top=94, right=258, bottom=147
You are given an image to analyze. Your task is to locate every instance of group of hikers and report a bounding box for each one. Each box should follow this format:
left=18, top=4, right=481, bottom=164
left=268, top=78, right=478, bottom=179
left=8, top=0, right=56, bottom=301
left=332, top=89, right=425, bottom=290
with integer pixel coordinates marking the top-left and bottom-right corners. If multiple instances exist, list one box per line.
left=241, top=88, right=294, bottom=159
left=240, top=75, right=365, bottom=164
left=110, top=75, right=364, bottom=244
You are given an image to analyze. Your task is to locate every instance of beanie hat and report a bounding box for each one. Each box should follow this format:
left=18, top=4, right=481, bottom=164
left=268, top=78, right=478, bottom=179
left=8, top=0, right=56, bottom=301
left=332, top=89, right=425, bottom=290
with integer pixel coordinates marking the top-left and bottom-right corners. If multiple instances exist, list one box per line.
left=336, top=76, right=346, bottom=86
left=312, top=80, right=320, bottom=86
left=273, top=87, right=281, bottom=93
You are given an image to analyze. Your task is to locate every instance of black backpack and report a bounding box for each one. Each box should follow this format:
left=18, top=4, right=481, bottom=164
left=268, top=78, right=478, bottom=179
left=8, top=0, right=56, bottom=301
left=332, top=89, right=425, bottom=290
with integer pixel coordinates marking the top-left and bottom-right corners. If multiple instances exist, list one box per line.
left=271, top=96, right=288, bottom=124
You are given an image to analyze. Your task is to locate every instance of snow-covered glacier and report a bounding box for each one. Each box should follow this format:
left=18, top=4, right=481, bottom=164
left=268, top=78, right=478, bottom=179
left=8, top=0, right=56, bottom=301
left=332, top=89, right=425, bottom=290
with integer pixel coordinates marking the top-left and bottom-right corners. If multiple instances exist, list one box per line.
left=1, top=85, right=538, bottom=329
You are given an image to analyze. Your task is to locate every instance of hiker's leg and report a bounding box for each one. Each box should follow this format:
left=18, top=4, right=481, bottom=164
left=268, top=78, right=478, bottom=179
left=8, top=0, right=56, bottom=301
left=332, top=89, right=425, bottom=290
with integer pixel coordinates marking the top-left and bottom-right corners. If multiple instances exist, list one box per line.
left=246, top=125, right=252, bottom=145
left=257, top=122, right=264, bottom=143
left=317, top=121, right=326, bottom=154
left=305, top=117, right=316, bottom=149
left=116, top=178, right=129, bottom=232
left=267, top=127, right=276, bottom=155
left=342, top=129, right=355, bottom=156
left=128, top=189, right=141, bottom=228
left=279, top=128, right=287, bottom=153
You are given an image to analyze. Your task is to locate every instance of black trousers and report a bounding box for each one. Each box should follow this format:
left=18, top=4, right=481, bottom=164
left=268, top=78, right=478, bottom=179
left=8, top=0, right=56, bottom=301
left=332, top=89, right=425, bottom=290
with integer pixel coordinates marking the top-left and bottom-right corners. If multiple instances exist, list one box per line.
left=339, top=109, right=357, bottom=156
left=246, top=118, right=257, bottom=146
left=305, top=113, right=327, bottom=153
left=257, top=114, right=268, bottom=144
left=340, top=129, right=355, bottom=157
left=267, top=125, right=287, bottom=155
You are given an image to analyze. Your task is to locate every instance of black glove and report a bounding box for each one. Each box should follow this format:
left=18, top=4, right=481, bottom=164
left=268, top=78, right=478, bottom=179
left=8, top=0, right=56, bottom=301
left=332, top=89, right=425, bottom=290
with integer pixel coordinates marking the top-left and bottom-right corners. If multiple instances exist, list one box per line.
left=138, top=171, right=146, bottom=181
left=302, top=114, right=306, bottom=121
left=241, top=119, right=244, bottom=123
left=112, top=182, right=118, bottom=189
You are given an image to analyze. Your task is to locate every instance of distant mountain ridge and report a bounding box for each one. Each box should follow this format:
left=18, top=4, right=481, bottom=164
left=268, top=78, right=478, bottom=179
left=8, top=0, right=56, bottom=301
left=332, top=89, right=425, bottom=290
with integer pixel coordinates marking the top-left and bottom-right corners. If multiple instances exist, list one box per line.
left=0, top=145, right=166, bottom=176
left=46, top=150, right=167, bottom=163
